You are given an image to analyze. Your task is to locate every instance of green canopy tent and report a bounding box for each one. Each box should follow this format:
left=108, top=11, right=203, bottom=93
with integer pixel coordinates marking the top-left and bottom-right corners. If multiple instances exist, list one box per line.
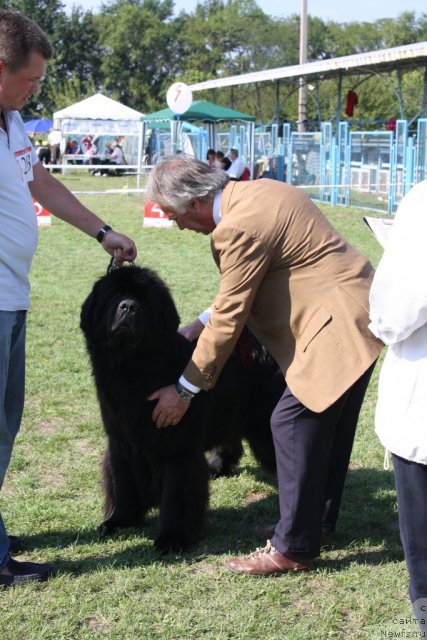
left=138, top=100, right=256, bottom=178
left=140, top=100, right=255, bottom=124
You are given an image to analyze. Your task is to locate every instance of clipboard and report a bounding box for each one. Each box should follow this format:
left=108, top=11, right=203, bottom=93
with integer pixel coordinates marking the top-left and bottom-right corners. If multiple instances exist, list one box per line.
left=363, top=216, right=394, bottom=250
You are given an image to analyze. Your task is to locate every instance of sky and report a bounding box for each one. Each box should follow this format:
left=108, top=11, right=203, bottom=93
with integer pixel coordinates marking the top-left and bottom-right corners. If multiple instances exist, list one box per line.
left=61, top=0, right=427, bottom=22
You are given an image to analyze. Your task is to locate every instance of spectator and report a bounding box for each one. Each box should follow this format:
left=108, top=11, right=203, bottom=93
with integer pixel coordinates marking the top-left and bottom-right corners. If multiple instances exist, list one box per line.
left=35, top=138, right=50, bottom=165
left=226, top=148, right=246, bottom=180
left=64, top=139, right=80, bottom=165
left=206, top=148, right=216, bottom=167
left=105, top=137, right=126, bottom=175
left=47, top=126, right=61, bottom=172
left=215, top=150, right=231, bottom=171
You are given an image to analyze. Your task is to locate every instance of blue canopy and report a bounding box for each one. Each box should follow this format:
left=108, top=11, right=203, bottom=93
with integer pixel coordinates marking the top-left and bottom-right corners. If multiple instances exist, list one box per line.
left=24, top=118, right=53, bottom=134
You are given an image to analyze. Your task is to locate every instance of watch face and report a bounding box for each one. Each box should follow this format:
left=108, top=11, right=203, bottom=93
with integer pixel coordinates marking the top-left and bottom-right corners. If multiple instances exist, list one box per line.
left=175, top=383, right=193, bottom=403
left=180, top=389, right=192, bottom=402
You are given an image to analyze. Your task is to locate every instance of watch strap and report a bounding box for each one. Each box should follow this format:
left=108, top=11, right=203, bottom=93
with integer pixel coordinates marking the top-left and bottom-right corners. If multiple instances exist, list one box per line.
left=96, top=225, right=112, bottom=243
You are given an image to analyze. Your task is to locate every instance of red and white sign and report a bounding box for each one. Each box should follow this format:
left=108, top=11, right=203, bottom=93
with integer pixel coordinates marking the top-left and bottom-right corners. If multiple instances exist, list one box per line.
left=143, top=201, right=173, bottom=228
left=33, top=199, right=51, bottom=226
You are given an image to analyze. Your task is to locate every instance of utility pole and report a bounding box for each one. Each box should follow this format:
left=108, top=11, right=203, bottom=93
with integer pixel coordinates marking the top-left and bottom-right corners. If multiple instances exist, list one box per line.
left=298, top=0, right=308, bottom=131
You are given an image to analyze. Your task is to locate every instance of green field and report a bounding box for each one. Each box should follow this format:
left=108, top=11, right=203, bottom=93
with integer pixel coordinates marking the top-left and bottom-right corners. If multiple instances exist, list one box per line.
left=1, top=184, right=411, bottom=640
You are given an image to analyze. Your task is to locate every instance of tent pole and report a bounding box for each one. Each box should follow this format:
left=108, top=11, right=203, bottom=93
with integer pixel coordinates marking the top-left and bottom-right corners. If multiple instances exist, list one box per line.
left=336, top=71, right=343, bottom=133
left=137, top=120, right=145, bottom=189
left=422, top=64, right=427, bottom=118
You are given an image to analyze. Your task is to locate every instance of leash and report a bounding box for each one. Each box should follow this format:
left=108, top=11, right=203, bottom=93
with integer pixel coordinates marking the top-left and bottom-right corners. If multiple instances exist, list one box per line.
left=107, top=256, right=135, bottom=274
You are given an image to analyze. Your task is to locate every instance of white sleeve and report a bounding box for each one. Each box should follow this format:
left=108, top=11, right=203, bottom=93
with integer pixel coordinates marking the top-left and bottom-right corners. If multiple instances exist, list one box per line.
left=369, top=180, right=427, bottom=345
left=198, top=307, right=212, bottom=325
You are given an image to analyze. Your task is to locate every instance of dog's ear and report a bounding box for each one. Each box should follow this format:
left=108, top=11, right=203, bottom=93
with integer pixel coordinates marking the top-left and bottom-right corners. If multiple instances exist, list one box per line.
left=156, top=284, right=181, bottom=336
left=140, top=270, right=180, bottom=345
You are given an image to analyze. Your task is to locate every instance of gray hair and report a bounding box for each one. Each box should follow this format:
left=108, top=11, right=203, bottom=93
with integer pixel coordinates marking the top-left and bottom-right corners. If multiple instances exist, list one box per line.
left=146, top=154, right=230, bottom=214
left=0, top=10, right=52, bottom=72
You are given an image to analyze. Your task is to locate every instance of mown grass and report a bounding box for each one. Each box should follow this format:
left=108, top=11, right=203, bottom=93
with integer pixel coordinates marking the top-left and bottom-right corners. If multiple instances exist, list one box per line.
left=1, top=182, right=410, bottom=640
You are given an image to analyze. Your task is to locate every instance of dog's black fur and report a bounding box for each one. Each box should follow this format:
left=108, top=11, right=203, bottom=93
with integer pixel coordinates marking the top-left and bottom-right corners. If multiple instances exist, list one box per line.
left=80, top=265, right=284, bottom=551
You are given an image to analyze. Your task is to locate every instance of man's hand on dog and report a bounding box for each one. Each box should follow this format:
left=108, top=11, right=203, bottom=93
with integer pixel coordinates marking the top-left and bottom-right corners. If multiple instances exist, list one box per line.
left=148, top=385, right=190, bottom=428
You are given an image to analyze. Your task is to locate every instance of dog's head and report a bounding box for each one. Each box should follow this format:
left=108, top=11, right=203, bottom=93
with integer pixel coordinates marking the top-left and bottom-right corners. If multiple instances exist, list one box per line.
left=80, top=265, right=180, bottom=354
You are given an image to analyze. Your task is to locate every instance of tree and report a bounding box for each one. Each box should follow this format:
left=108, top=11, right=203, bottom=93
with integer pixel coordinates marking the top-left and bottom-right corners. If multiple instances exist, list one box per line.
left=97, top=0, right=179, bottom=112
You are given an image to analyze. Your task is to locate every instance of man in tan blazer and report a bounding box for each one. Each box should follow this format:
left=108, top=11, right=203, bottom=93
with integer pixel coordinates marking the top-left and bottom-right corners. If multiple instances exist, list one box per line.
left=146, top=155, right=383, bottom=575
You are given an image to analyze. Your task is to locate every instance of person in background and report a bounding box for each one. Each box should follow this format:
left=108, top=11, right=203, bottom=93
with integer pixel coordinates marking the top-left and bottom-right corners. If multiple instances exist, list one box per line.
left=369, top=179, right=427, bottom=633
left=206, top=148, right=216, bottom=167
left=35, top=138, right=50, bottom=165
left=0, top=9, right=137, bottom=588
left=226, top=148, right=246, bottom=180
left=145, top=155, right=383, bottom=576
left=110, top=137, right=125, bottom=166
left=64, top=139, right=80, bottom=165
left=215, top=150, right=231, bottom=171
left=47, top=125, right=61, bottom=172
left=80, top=134, right=92, bottom=152
left=99, top=137, right=126, bottom=176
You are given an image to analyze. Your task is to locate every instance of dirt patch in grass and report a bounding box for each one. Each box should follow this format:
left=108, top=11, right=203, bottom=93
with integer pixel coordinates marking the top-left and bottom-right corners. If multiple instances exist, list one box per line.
left=244, top=491, right=270, bottom=505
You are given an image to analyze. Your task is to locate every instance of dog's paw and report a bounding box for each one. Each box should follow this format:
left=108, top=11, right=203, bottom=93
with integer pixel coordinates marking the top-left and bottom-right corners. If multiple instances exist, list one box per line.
left=98, top=520, right=119, bottom=538
left=154, top=532, right=196, bottom=553
left=206, top=452, right=237, bottom=478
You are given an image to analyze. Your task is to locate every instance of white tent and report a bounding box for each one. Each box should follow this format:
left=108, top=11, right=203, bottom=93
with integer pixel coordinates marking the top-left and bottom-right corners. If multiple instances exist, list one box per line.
left=53, top=93, right=143, bottom=136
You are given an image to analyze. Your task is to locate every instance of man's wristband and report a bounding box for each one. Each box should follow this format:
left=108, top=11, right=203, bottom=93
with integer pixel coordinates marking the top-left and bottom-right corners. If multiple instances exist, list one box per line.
left=96, top=225, right=112, bottom=243
left=174, top=381, right=195, bottom=403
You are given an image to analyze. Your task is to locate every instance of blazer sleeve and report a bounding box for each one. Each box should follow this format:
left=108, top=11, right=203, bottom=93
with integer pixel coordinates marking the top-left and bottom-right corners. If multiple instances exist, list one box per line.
left=183, top=224, right=272, bottom=389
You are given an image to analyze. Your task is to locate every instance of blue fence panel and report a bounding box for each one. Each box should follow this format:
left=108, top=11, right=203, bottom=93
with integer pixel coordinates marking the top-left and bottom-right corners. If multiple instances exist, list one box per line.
left=391, top=119, right=408, bottom=209
left=415, top=119, right=427, bottom=184
left=336, top=122, right=349, bottom=206
left=348, top=131, right=392, bottom=212
left=320, top=122, right=332, bottom=203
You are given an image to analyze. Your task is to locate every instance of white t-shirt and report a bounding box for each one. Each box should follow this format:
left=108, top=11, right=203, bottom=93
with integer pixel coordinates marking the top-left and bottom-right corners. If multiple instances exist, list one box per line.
left=226, top=156, right=246, bottom=179
left=0, top=110, right=39, bottom=310
left=47, top=129, right=61, bottom=146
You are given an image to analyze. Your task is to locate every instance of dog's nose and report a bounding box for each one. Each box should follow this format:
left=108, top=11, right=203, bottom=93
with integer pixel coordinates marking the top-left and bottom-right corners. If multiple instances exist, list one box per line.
left=118, top=299, right=136, bottom=314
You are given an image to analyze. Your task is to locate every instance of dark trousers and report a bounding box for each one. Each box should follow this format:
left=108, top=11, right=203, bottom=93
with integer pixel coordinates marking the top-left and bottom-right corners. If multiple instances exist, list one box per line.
left=270, top=362, right=375, bottom=560
left=393, top=454, right=427, bottom=608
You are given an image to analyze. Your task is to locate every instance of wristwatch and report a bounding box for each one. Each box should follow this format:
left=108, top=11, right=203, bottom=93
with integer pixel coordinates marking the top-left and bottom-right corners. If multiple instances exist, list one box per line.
left=174, top=381, right=195, bottom=403
left=96, top=224, right=112, bottom=243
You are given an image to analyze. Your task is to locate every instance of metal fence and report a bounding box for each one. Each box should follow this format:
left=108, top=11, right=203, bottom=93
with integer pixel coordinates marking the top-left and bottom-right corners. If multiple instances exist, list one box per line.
left=211, top=119, right=427, bottom=213
left=253, top=119, right=427, bottom=214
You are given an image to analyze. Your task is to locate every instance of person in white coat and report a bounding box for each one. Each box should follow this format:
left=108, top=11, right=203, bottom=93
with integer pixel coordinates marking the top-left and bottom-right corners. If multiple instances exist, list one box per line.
left=369, top=178, right=427, bottom=631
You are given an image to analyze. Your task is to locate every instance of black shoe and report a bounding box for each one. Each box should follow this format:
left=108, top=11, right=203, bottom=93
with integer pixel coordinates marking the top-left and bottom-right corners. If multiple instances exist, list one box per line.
left=0, top=556, right=54, bottom=588
left=8, top=535, right=23, bottom=555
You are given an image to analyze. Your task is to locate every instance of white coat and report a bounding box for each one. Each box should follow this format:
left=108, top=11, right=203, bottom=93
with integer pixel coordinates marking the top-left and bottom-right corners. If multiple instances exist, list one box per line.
left=369, top=179, right=427, bottom=464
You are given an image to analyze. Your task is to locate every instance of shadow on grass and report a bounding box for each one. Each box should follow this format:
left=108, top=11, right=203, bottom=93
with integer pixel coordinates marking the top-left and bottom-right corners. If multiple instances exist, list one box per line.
left=18, top=467, right=401, bottom=575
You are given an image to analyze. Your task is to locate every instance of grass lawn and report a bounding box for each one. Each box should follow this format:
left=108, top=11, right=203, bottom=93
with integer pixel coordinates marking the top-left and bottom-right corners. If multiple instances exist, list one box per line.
left=1, top=183, right=411, bottom=640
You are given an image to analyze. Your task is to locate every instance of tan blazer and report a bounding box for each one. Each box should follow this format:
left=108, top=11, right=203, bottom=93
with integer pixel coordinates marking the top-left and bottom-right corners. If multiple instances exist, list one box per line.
left=183, top=179, right=383, bottom=412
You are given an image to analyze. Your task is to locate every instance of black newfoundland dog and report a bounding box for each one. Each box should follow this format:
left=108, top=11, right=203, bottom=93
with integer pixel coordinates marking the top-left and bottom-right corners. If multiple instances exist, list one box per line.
left=80, top=264, right=284, bottom=551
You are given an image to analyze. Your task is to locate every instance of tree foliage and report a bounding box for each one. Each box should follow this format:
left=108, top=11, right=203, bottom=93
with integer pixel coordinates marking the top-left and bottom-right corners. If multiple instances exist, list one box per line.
left=2, top=0, right=426, bottom=125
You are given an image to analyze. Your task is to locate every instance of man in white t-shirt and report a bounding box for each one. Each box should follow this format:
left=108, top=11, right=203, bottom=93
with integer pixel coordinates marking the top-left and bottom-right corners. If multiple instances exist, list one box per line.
left=0, top=10, right=137, bottom=588
left=226, top=148, right=246, bottom=180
